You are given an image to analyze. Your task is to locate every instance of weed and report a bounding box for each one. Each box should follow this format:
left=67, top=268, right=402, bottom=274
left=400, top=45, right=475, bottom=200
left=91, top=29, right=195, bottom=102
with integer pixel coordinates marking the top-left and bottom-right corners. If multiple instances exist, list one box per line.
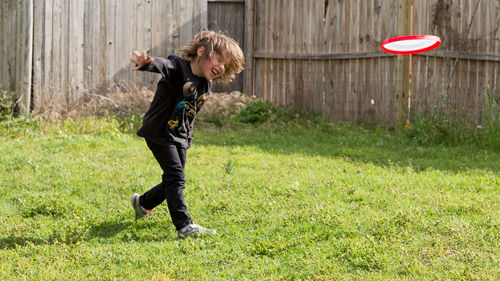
left=405, top=83, right=500, bottom=149
left=0, top=89, right=20, bottom=121
left=116, top=109, right=144, bottom=134
left=223, top=158, right=238, bottom=175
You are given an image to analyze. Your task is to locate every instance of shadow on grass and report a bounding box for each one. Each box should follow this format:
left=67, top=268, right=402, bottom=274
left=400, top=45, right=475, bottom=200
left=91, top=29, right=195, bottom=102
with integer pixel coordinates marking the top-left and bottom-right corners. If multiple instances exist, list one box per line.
left=0, top=235, right=47, bottom=250
left=195, top=126, right=500, bottom=173
left=0, top=219, right=174, bottom=249
left=88, top=220, right=132, bottom=239
left=87, top=218, right=175, bottom=242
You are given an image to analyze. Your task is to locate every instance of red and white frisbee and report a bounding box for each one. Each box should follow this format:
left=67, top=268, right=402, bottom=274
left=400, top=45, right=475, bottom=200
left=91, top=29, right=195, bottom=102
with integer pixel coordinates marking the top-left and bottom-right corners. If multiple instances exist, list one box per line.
left=381, top=35, right=441, bottom=55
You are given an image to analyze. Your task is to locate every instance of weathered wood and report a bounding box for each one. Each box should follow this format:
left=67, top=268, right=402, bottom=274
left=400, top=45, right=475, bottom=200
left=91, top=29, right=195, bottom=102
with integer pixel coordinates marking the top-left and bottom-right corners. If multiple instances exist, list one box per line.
left=19, top=0, right=33, bottom=115
left=243, top=0, right=255, bottom=96
left=208, top=0, right=244, bottom=3
left=253, top=51, right=393, bottom=60
left=207, top=0, right=245, bottom=92
left=3, top=0, right=208, bottom=114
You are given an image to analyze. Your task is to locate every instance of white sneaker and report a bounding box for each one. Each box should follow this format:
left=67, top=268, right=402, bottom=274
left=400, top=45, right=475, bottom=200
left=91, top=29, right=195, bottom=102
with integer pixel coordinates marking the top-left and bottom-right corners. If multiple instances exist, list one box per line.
left=177, top=223, right=216, bottom=239
left=131, top=193, right=152, bottom=220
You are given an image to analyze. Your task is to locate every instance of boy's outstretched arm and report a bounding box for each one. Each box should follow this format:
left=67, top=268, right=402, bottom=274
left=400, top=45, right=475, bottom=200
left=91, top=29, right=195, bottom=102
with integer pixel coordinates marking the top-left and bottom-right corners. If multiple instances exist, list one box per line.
left=130, top=50, right=175, bottom=79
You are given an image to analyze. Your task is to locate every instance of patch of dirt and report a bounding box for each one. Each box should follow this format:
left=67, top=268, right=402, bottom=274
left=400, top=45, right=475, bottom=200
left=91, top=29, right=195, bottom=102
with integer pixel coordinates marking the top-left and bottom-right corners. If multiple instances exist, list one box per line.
left=200, top=91, right=256, bottom=116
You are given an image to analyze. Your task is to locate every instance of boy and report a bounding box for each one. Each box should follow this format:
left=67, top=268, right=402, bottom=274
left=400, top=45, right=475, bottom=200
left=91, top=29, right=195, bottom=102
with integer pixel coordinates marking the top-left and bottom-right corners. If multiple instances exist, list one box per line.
left=129, top=31, right=244, bottom=238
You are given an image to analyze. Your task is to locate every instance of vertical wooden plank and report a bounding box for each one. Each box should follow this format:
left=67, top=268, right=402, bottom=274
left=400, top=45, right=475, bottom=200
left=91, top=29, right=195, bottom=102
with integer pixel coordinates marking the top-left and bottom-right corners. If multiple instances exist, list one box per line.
left=15, top=0, right=24, bottom=106
left=193, top=0, right=202, bottom=33
left=339, top=0, right=347, bottom=121
left=296, top=0, right=305, bottom=111
left=288, top=0, right=297, bottom=109
left=143, top=0, right=153, bottom=86
left=113, top=0, right=123, bottom=86
left=92, top=0, right=105, bottom=93
left=52, top=0, right=62, bottom=104
left=17, top=0, right=33, bottom=114
left=293, top=0, right=302, bottom=109
left=116, top=0, right=132, bottom=86
left=262, top=0, right=269, bottom=101
left=193, top=0, right=207, bottom=34
left=375, top=0, right=383, bottom=122
left=364, top=1, right=374, bottom=122
left=83, top=0, right=92, bottom=95
left=384, top=3, right=394, bottom=125
left=396, top=0, right=410, bottom=123
left=323, top=0, right=333, bottom=120
left=303, top=0, right=311, bottom=111
left=151, top=0, right=164, bottom=56
left=282, top=0, right=291, bottom=108
left=267, top=0, right=274, bottom=103
left=32, top=0, right=43, bottom=112
left=164, top=0, right=174, bottom=56
left=74, top=0, right=84, bottom=97
left=61, top=0, right=69, bottom=104
left=103, top=0, right=116, bottom=92
left=342, top=0, right=351, bottom=120
left=309, top=0, right=317, bottom=113
left=179, top=0, right=193, bottom=47
left=0, top=0, right=7, bottom=90
left=272, top=0, right=280, bottom=105
left=132, top=0, right=144, bottom=86
left=41, top=0, right=51, bottom=105
left=244, top=0, right=255, bottom=96
left=148, top=0, right=164, bottom=89
left=171, top=0, right=180, bottom=50
left=15, top=0, right=22, bottom=100
left=276, top=0, right=283, bottom=106
left=494, top=1, right=500, bottom=102
left=253, top=0, right=264, bottom=100
left=316, top=0, right=325, bottom=115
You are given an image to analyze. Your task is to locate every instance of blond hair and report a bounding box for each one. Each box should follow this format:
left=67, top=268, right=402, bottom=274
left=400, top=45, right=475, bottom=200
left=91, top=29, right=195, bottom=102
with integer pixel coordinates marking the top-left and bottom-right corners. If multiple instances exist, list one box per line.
left=180, top=30, right=244, bottom=84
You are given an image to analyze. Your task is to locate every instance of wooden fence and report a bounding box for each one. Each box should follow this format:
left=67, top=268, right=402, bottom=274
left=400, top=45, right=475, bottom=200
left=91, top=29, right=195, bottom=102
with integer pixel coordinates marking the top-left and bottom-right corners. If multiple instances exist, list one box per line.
left=1, top=0, right=499, bottom=125
left=1, top=0, right=207, bottom=114
left=246, top=0, right=500, bottom=125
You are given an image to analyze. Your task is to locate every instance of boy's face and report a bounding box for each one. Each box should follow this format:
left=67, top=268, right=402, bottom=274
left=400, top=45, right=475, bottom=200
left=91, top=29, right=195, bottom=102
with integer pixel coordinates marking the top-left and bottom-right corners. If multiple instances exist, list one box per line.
left=196, top=46, right=227, bottom=81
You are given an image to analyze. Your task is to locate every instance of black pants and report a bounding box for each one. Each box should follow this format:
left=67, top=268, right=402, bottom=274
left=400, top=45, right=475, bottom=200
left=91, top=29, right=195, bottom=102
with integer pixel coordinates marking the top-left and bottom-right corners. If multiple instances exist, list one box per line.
left=139, top=141, right=192, bottom=230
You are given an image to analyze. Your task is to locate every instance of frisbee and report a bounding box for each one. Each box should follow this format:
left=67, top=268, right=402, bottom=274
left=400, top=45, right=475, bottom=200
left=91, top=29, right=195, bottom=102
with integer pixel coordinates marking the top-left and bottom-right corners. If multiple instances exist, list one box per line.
left=381, top=35, right=441, bottom=55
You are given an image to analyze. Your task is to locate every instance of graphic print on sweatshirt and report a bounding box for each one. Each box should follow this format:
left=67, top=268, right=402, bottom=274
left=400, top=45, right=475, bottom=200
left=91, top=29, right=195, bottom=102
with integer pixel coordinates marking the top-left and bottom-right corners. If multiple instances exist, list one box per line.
left=168, top=82, right=208, bottom=134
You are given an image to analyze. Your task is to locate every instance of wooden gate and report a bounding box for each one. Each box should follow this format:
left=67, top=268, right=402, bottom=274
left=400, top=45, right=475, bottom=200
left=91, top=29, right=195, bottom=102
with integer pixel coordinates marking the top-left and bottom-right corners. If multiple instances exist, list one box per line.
left=207, top=0, right=246, bottom=93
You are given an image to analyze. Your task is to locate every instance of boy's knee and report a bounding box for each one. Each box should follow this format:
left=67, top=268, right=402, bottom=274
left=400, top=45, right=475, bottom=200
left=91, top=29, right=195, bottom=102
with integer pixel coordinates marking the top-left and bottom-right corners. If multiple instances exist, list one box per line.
left=162, top=173, right=185, bottom=185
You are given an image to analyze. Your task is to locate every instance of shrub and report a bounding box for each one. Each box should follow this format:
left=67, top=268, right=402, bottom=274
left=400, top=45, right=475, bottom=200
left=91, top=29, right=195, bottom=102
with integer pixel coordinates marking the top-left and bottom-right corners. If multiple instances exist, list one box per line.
left=234, top=100, right=274, bottom=125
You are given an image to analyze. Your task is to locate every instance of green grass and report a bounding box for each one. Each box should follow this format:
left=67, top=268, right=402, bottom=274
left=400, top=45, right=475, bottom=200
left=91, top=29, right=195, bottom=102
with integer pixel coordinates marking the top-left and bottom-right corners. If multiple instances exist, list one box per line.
left=0, top=117, right=498, bottom=280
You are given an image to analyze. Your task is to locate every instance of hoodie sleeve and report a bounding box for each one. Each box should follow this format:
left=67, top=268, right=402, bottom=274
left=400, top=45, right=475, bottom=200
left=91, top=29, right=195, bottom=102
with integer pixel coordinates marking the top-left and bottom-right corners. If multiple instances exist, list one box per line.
left=137, top=56, right=177, bottom=79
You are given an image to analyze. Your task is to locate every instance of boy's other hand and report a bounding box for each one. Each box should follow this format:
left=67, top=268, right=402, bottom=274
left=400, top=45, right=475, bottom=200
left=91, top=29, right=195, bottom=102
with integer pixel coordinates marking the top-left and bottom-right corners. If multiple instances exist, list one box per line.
left=131, top=50, right=154, bottom=70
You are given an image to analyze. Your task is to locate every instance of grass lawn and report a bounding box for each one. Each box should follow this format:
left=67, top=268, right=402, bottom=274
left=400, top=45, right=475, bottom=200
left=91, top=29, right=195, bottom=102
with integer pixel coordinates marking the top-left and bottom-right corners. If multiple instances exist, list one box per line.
left=0, top=117, right=498, bottom=280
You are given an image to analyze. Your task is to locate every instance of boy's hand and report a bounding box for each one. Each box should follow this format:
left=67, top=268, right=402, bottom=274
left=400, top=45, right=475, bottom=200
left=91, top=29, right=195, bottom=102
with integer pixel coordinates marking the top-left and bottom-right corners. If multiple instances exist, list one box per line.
left=130, top=50, right=154, bottom=70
